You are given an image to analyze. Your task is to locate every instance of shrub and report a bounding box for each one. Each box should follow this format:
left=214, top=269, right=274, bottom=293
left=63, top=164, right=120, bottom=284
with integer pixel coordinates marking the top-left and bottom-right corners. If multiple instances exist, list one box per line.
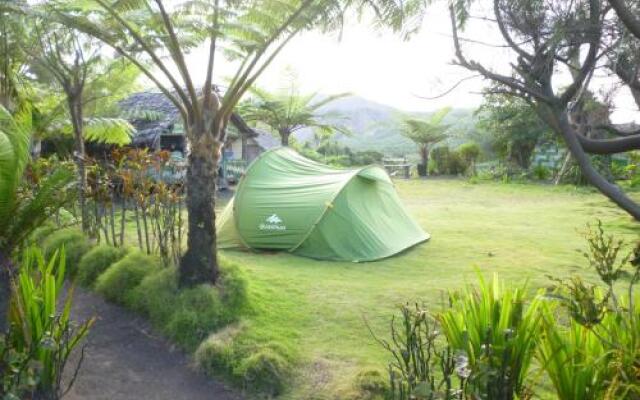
left=458, top=142, right=481, bottom=175
left=77, top=245, right=128, bottom=287
left=218, top=256, right=249, bottom=313
left=195, top=324, right=243, bottom=377
left=354, top=368, right=389, bottom=399
left=234, top=348, right=292, bottom=396
left=165, top=285, right=229, bottom=351
left=531, top=164, right=551, bottom=180
left=28, top=222, right=57, bottom=246
left=540, top=221, right=640, bottom=400
left=372, top=303, right=464, bottom=400
left=95, top=251, right=161, bottom=305
left=127, top=258, right=248, bottom=351
left=8, top=246, right=93, bottom=398
left=437, top=275, right=543, bottom=399
left=129, top=266, right=179, bottom=327
left=41, top=227, right=91, bottom=277
left=430, top=146, right=467, bottom=176
left=196, top=327, right=295, bottom=396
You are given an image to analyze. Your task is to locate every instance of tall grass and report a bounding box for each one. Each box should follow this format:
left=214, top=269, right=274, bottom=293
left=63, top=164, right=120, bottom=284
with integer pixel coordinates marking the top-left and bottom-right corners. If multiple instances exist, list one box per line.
left=8, top=246, right=94, bottom=398
left=437, top=274, right=543, bottom=400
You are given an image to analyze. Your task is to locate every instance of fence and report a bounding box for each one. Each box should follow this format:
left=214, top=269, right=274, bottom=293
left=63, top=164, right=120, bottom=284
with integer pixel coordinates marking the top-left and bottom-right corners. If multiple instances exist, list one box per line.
left=222, top=159, right=249, bottom=182
left=383, top=157, right=412, bottom=179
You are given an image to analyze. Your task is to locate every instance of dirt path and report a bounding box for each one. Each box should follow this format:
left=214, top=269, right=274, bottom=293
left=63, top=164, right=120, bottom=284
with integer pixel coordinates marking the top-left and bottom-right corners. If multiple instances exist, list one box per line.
left=63, top=288, right=243, bottom=400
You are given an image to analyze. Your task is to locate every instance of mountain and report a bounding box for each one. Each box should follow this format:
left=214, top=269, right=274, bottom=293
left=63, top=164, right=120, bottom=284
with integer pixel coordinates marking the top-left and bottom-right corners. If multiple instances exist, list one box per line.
left=296, top=96, right=479, bottom=157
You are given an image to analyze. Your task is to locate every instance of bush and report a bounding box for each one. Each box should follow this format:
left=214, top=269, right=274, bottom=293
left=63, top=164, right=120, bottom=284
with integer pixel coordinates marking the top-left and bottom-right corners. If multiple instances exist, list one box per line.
left=129, top=266, right=179, bottom=327
left=430, top=146, right=467, bottom=176
left=77, top=245, right=128, bottom=287
left=196, top=328, right=295, bottom=396
left=218, top=256, right=248, bottom=313
left=8, top=246, right=93, bottom=398
left=166, top=285, right=229, bottom=351
left=41, top=227, right=91, bottom=277
left=127, top=258, right=248, bottom=351
left=28, top=222, right=57, bottom=246
left=437, top=275, right=543, bottom=399
left=531, top=164, right=551, bottom=180
left=354, top=368, right=389, bottom=399
left=95, top=251, right=161, bottom=305
left=234, top=348, right=292, bottom=396
left=195, top=324, right=244, bottom=377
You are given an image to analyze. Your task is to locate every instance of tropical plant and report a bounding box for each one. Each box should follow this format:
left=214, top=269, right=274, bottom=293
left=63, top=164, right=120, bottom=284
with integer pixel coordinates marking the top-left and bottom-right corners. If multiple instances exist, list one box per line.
left=448, top=0, right=640, bottom=220
left=8, top=246, right=94, bottom=399
left=437, top=275, right=543, bottom=400
left=0, top=105, right=73, bottom=329
left=541, top=221, right=640, bottom=399
left=475, top=93, right=549, bottom=171
left=400, top=107, right=452, bottom=177
left=39, top=0, right=425, bottom=288
left=457, top=142, right=480, bottom=175
left=369, top=303, right=467, bottom=400
left=240, top=80, right=351, bottom=146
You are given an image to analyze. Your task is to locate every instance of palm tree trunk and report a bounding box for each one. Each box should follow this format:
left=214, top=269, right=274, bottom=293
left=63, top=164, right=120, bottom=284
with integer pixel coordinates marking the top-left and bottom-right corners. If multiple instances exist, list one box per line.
left=67, top=94, right=89, bottom=233
left=179, top=125, right=219, bottom=286
left=280, top=129, right=291, bottom=147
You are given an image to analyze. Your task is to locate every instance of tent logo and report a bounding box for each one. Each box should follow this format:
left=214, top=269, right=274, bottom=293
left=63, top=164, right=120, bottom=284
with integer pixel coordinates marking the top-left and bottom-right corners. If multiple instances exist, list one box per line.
left=259, top=214, right=286, bottom=231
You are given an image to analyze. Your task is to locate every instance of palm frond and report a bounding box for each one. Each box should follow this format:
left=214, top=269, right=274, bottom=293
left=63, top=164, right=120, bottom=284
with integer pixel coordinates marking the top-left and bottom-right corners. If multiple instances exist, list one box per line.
left=0, top=105, right=31, bottom=233
left=6, top=168, right=74, bottom=251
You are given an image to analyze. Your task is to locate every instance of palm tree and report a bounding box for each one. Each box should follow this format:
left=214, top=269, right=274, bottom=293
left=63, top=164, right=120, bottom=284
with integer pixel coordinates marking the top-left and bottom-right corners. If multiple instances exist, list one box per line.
left=0, top=104, right=73, bottom=329
left=400, top=107, right=451, bottom=177
left=28, top=0, right=426, bottom=287
left=241, top=84, right=351, bottom=146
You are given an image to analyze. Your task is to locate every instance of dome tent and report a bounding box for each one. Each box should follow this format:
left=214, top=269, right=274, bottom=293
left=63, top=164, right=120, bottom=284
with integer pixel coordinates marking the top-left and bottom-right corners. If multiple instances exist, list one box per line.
left=217, top=148, right=429, bottom=261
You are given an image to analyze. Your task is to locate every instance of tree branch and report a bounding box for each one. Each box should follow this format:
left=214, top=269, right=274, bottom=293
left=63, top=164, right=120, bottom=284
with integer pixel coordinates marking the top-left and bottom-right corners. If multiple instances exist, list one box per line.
left=608, top=0, right=640, bottom=39
left=577, top=132, right=640, bottom=154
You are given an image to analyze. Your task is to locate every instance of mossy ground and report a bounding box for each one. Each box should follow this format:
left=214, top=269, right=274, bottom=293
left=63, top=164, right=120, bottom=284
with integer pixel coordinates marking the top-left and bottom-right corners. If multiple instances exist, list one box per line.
left=218, top=179, right=638, bottom=399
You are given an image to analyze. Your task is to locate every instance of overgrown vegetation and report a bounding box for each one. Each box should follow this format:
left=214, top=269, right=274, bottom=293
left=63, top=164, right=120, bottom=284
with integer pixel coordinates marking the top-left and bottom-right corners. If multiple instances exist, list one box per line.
left=41, top=228, right=91, bottom=277
left=77, top=245, right=128, bottom=288
left=2, top=246, right=93, bottom=399
left=95, top=251, right=162, bottom=305
left=372, top=220, right=639, bottom=400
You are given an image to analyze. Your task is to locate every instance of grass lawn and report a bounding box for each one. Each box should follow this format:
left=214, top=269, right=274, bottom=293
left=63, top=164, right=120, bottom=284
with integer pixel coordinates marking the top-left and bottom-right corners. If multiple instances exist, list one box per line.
left=219, top=179, right=639, bottom=399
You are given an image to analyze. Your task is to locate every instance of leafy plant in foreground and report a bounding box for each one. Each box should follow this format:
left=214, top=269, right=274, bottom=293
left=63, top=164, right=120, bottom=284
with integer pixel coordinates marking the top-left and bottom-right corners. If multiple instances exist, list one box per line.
left=7, top=246, right=94, bottom=399
left=437, top=275, right=543, bottom=400
left=369, top=304, right=467, bottom=400
left=541, top=221, right=640, bottom=400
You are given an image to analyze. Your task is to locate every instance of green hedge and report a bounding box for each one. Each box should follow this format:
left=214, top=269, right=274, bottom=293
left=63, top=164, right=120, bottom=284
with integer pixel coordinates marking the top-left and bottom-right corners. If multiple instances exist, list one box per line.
left=95, top=251, right=161, bottom=305
left=41, top=228, right=91, bottom=277
left=77, top=245, right=128, bottom=288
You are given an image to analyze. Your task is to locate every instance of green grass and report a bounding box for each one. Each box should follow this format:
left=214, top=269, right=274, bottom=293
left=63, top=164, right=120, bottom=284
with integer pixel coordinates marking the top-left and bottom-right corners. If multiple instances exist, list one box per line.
left=218, top=179, right=639, bottom=399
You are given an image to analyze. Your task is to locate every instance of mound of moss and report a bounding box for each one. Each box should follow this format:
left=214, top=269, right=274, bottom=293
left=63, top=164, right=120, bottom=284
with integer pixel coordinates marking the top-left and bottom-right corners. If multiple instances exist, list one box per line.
left=77, top=245, right=128, bottom=288
left=41, top=227, right=92, bottom=277
left=29, top=222, right=57, bottom=246
left=95, top=251, right=161, bottom=305
left=196, top=328, right=295, bottom=397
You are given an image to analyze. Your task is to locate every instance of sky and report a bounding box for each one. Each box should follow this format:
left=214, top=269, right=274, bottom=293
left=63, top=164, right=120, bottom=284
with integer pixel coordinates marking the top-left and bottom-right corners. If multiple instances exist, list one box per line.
left=160, top=2, right=640, bottom=122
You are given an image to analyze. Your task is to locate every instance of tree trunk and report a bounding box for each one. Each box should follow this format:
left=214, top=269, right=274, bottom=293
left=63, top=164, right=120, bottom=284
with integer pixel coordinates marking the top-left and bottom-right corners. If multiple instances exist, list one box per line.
left=0, top=250, right=14, bottom=332
left=544, top=106, right=640, bottom=220
left=179, top=126, right=219, bottom=286
left=280, top=130, right=291, bottom=147
left=421, top=144, right=429, bottom=176
left=67, top=94, right=89, bottom=232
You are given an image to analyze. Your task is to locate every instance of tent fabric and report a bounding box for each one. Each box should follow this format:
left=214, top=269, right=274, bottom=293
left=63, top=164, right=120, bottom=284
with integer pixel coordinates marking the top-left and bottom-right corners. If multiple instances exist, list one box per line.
left=217, top=147, right=429, bottom=261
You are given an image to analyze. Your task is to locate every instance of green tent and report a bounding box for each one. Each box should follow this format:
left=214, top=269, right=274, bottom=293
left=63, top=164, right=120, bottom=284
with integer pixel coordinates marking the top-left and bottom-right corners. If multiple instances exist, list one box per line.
left=217, top=148, right=429, bottom=261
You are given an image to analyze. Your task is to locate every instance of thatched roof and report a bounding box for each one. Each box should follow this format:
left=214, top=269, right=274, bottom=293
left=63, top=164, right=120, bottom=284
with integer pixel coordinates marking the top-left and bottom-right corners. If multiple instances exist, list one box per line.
left=119, top=91, right=260, bottom=148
